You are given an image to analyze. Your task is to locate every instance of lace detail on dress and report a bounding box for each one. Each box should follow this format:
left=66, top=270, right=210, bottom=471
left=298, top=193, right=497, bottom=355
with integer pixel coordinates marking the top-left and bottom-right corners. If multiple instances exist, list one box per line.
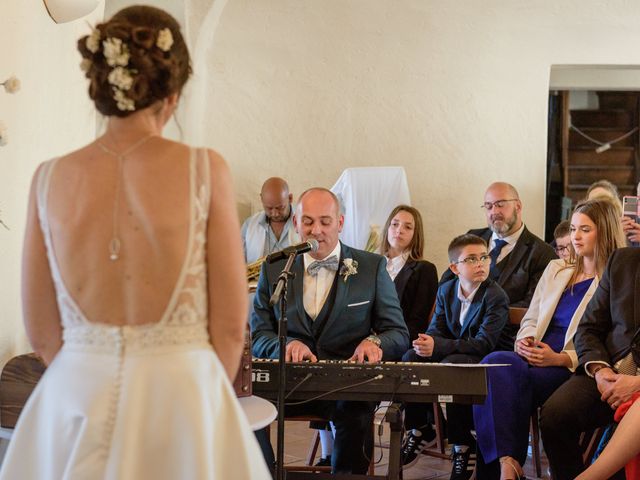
left=63, top=323, right=210, bottom=354
left=165, top=149, right=210, bottom=327
left=35, top=148, right=212, bottom=351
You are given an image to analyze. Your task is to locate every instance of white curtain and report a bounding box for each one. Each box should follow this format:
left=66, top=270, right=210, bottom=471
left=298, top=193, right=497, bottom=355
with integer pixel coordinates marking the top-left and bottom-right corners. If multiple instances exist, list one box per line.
left=181, top=0, right=229, bottom=146
left=331, top=167, right=411, bottom=250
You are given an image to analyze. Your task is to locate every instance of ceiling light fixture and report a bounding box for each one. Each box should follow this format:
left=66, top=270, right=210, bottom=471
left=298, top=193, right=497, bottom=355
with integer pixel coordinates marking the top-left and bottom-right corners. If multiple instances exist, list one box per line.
left=42, top=0, right=99, bottom=24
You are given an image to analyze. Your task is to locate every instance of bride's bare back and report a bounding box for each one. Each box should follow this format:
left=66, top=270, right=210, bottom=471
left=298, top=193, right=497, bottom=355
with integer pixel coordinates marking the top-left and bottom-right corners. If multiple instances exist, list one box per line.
left=47, top=138, right=190, bottom=327
left=23, top=132, right=248, bottom=378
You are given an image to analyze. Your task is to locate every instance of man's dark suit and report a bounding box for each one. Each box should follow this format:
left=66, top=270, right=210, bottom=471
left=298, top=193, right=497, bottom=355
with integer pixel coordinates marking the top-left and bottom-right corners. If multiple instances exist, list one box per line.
left=394, top=259, right=438, bottom=342
left=441, top=226, right=556, bottom=350
left=403, top=277, right=509, bottom=445
left=251, top=242, right=409, bottom=473
left=540, top=248, right=640, bottom=480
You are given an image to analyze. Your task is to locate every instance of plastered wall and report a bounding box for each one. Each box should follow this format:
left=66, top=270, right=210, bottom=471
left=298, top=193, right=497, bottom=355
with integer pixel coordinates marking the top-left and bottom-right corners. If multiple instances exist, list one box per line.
left=0, top=0, right=104, bottom=364
left=182, top=0, right=640, bottom=274
left=3, top=0, right=640, bottom=363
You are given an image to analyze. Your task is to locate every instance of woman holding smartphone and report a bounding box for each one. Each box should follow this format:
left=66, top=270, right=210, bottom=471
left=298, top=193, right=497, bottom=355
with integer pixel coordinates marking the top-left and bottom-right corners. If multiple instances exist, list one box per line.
left=621, top=195, right=640, bottom=244
left=473, top=198, right=626, bottom=480
left=586, top=179, right=640, bottom=244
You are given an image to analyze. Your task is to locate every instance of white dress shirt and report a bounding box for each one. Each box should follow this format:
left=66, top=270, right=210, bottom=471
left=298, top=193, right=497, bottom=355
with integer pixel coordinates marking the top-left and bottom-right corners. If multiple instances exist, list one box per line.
left=302, top=243, right=341, bottom=320
left=385, top=252, right=408, bottom=281
left=457, top=281, right=481, bottom=327
left=489, top=223, right=525, bottom=264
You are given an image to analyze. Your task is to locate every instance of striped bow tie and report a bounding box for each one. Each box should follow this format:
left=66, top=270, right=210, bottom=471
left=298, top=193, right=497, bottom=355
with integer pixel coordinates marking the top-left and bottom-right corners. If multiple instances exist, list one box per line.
left=307, top=256, right=339, bottom=276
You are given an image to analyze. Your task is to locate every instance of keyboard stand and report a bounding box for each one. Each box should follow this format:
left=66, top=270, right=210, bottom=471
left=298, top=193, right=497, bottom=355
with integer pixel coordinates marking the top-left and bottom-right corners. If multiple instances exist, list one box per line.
left=284, top=402, right=404, bottom=480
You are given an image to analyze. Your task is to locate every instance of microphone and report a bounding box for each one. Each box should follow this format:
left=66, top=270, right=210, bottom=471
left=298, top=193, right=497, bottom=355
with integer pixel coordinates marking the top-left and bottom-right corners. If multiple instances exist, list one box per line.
left=266, top=239, right=319, bottom=263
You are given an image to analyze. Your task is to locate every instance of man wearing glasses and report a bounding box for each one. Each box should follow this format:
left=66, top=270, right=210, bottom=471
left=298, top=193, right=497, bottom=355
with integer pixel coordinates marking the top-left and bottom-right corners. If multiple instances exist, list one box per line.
left=442, top=182, right=556, bottom=351
left=552, top=220, right=572, bottom=261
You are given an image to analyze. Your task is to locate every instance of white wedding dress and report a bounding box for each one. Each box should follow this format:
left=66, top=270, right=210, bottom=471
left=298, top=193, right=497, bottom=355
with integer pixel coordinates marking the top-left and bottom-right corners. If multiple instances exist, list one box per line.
left=0, top=149, right=270, bottom=479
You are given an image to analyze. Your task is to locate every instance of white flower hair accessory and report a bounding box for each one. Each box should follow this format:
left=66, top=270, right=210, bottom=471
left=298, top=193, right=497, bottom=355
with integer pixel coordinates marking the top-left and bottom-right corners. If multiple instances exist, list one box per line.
left=2, top=76, right=20, bottom=94
left=112, top=89, right=135, bottom=112
left=102, top=37, right=130, bottom=67
left=339, top=258, right=358, bottom=283
left=108, top=67, right=134, bottom=91
left=156, top=28, right=174, bottom=52
left=86, top=28, right=100, bottom=53
left=80, top=26, right=174, bottom=113
left=98, top=37, right=136, bottom=112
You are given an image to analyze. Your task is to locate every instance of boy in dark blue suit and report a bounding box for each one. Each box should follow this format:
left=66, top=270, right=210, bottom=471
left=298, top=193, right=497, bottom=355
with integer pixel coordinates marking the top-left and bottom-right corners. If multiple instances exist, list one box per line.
left=402, top=234, right=509, bottom=480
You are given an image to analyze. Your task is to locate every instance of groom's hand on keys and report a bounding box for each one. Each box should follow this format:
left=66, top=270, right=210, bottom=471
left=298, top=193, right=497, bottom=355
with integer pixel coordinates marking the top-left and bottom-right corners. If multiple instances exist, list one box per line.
left=349, top=340, right=382, bottom=363
left=285, top=340, right=318, bottom=362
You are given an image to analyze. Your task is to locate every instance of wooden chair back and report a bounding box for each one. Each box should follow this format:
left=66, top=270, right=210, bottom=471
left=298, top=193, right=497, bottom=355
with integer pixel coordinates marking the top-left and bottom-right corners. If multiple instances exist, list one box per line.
left=508, top=307, right=528, bottom=326
left=0, top=353, right=46, bottom=428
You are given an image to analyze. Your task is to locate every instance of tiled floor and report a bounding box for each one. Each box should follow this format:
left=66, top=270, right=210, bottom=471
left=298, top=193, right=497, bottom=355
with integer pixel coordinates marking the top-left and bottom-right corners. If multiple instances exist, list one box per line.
left=273, top=413, right=551, bottom=479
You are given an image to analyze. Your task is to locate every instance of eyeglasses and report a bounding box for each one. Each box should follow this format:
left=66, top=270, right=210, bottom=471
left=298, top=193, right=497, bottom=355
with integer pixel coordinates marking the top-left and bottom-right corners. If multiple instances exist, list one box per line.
left=455, top=255, right=492, bottom=266
left=480, top=199, right=518, bottom=211
left=555, top=245, right=570, bottom=254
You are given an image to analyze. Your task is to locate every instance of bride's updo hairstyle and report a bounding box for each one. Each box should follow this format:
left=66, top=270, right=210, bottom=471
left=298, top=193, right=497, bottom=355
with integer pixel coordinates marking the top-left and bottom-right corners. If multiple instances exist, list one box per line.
left=77, top=5, right=191, bottom=117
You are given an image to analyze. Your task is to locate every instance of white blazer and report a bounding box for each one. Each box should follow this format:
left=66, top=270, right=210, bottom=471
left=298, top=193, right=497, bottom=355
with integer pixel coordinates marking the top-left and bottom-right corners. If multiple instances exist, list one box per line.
left=516, top=259, right=599, bottom=372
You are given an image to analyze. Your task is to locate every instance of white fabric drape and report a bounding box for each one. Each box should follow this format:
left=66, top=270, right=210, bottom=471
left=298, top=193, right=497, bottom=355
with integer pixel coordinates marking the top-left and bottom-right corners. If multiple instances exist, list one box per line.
left=181, top=0, right=229, bottom=146
left=331, top=167, right=411, bottom=250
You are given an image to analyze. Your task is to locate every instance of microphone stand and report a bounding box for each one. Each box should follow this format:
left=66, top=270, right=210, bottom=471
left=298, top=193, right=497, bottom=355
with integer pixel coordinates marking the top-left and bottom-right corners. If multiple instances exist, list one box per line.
left=269, top=252, right=297, bottom=480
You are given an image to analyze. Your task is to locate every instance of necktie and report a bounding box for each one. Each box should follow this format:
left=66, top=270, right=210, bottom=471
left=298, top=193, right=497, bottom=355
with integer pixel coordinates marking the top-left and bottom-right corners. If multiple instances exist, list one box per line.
left=307, top=255, right=339, bottom=276
left=489, top=239, right=508, bottom=277
left=616, top=352, right=638, bottom=376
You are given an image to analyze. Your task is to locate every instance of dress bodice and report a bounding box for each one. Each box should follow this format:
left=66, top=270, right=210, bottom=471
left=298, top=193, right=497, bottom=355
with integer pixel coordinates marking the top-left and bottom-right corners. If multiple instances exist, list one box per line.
left=541, top=277, right=593, bottom=353
left=36, top=148, right=212, bottom=353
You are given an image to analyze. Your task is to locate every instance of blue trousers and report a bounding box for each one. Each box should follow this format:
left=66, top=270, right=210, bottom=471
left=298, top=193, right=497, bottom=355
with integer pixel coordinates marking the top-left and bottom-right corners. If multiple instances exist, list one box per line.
left=473, top=351, right=571, bottom=467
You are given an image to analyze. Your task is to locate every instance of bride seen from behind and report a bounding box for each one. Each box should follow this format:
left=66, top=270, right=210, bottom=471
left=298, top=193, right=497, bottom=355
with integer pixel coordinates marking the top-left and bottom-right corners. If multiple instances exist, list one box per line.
left=1, top=5, right=270, bottom=479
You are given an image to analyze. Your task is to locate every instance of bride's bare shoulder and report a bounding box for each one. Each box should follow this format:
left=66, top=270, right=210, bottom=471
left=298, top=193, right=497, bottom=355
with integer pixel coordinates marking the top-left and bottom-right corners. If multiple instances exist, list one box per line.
left=55, top=137, right=192, bottom=166
left=55, top=142, right=100, bottom=163
left=200, top=147, right=225, bottom=168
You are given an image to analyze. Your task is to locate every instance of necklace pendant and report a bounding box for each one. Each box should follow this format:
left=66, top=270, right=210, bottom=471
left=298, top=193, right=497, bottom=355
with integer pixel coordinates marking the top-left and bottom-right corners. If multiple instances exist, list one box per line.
left=109, top=237, right=121, bottom=262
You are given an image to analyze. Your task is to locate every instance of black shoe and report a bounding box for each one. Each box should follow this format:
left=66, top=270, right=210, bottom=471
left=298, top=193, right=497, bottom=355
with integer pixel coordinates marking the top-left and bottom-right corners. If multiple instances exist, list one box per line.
left=450, top=446, right=476, bottom=480
left=401, top=428, right=437, bottom=468
left=314, top=456, right=331, bottom=467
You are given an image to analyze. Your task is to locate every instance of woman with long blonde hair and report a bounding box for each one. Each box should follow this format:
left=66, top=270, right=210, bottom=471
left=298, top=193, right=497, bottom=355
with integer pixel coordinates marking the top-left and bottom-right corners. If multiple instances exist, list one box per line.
left=473, top=198, right=626, bottom=480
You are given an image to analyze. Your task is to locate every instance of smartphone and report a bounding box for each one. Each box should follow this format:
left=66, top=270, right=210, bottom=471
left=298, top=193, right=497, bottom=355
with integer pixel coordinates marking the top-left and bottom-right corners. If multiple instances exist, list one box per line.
left=623, top=196, right=640, bottom=219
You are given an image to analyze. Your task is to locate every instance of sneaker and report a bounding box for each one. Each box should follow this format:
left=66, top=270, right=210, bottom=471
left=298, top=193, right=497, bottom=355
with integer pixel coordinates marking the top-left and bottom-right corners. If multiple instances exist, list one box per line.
left=450, top=446, right=476, bottom=480
left=401, top=428, right=437, bottom=468
left=314, top=456, right=331, bottom=467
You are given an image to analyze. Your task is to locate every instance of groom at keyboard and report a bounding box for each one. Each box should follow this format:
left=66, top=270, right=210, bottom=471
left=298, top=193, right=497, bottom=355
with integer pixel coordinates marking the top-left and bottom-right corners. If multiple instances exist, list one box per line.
left=251, top=187, right=409, bottom=474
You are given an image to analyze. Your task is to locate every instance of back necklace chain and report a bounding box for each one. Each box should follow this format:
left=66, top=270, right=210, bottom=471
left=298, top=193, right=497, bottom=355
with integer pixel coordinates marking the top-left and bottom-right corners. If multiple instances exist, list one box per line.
left=97, top=134, right=155, bottom=261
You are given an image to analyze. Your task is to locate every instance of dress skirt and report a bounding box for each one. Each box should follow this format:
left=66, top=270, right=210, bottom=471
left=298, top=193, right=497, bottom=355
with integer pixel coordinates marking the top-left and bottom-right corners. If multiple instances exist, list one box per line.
left=0, top=341, right=270, bottom=480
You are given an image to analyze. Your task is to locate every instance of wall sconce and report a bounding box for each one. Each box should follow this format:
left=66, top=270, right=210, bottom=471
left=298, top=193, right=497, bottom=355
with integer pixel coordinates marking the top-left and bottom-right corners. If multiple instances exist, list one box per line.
left=42, top=0, right=100, bottom=24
